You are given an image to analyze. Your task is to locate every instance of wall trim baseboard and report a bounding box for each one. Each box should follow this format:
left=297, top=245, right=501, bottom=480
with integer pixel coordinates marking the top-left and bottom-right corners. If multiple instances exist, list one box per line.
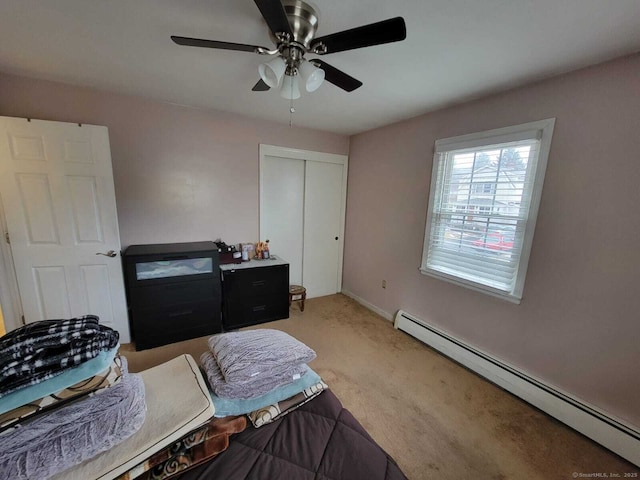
left=340, top=289, right=393, bottom=321
left=394, top=309, right=640, bottom=467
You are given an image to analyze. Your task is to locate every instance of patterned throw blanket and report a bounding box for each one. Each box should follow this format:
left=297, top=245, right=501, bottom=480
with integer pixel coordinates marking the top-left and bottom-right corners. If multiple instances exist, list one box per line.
left=116, top=415, right=247, bottom=480
left=0, top=316, right=119, bottom=398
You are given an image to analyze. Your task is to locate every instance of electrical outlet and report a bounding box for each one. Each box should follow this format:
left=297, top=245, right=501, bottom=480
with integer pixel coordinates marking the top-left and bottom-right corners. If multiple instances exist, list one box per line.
left=382, top=279, right=386, bottom=289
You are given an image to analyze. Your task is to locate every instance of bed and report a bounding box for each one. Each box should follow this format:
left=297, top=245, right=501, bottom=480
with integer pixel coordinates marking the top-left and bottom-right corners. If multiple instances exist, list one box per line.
left=1, top=316, right=408, bottom=480
left=45, top=353, right=406, bottom=480
left=178, top=388, right=407, bottom=480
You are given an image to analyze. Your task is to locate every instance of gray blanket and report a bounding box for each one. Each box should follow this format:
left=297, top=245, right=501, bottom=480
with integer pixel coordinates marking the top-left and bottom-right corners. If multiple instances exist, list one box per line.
left=201, top=351, right=307, bottom=399
left=208, top=329, right=315, bottom=383
left=0, top=358, right=146, bottom=480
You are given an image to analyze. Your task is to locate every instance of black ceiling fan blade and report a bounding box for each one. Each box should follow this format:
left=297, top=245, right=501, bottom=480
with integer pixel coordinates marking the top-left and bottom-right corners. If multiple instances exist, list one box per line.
left=312, top=60, right=362, bottom=92
left=311, top=17, right=406, bottom=55
left=171, top=36, right=268, bottom=53
left=254, top=0, right=293, bottom=39
left=252, top=79, right=271, bottom=91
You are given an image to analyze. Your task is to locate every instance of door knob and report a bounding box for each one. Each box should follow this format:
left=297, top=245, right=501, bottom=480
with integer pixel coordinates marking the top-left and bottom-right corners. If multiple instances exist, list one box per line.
left=96, top=250, right=117, bottom=258
left=335, top=237, right=339, bottom=240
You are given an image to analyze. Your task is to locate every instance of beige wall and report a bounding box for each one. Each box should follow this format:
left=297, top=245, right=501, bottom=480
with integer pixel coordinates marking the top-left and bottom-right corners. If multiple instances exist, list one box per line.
left=0, top=73, right=349, bottom=249
left=343, top=53, right=640, bottom=427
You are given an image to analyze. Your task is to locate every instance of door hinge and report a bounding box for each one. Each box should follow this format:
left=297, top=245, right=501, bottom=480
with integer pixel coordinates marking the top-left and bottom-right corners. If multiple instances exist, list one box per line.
left=4, top=231, right=9, bottom=244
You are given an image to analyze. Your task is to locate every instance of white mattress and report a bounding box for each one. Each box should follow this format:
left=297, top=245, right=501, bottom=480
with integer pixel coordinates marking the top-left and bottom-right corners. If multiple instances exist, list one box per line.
left=53, top=354, right=214, bottom=480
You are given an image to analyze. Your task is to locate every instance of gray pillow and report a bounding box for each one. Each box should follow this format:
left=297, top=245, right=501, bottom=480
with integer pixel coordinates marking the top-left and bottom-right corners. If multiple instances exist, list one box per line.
left=201, top=351, right=307, bottom=400
left=208, top=329, right=316, bottom=384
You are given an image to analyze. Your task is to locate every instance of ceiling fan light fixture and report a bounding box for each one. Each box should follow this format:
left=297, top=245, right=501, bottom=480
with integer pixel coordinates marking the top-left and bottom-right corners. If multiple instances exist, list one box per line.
left=299, top=60, right=325, bottom=92
left=259, top=56, right=286, bottom=88
left=280, top=73, right=301, bottom=100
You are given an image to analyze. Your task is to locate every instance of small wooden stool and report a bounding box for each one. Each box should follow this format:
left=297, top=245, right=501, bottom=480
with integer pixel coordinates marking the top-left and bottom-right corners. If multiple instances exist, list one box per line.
left=289, top=285, right=306, bottom=312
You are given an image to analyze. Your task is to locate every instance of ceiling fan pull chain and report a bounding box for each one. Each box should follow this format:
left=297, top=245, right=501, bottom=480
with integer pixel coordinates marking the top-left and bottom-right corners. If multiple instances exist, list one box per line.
left=289, top=95, right=295, bottom=127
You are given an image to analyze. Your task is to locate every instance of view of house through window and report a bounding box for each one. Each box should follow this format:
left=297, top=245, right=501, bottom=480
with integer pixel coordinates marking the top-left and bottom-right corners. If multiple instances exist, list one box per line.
left=445, top=144, right=530, bottom=255
left=421, top=119, right=555, bottom=302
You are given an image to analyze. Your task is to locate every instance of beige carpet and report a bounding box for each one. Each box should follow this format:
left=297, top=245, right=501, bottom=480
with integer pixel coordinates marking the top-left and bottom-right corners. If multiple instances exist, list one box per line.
left=121, top=294, right=638, bottom=479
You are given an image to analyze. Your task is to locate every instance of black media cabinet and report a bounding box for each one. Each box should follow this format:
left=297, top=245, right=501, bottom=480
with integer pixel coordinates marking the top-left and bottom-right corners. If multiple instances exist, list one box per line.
left=123, top=241, right=222, bottom=350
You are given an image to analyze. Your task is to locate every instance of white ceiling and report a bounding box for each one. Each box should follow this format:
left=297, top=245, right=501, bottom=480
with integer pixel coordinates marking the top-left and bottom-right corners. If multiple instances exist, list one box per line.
left=1, top=0, right=639, bottom=135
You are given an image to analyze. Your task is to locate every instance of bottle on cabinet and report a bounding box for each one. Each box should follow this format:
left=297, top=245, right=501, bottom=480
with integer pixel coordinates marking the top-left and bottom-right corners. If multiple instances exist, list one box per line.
left=256, top=240, right=270, bottom=259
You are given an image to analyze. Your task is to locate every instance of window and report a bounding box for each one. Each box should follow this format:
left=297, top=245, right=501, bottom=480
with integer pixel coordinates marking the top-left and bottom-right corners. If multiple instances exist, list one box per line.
left=472, top=182, right=496, bottom=195
left=421, top=119, right=555, bottom=303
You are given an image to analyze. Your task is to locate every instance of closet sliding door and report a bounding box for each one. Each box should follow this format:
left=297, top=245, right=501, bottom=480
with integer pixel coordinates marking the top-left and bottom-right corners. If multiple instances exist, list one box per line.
left=259, top=145, right=347, bottom=299
left=303, top=161, right=344, bottom=298
left=260, top=155, right=305, bottom=286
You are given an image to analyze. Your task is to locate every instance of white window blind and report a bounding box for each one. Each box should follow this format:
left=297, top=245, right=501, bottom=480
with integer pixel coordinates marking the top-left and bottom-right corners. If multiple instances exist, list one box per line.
left=421, top=119, right=555, bottom=302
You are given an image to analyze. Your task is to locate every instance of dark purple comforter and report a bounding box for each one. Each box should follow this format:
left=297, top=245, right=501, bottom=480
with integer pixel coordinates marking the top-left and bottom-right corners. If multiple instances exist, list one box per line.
left=178, top=389, right=407, bottom=480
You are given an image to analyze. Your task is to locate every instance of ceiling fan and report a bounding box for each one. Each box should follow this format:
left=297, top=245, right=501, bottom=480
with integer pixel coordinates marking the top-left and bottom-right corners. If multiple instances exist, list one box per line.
left=171, top=0, right=406, bottom=99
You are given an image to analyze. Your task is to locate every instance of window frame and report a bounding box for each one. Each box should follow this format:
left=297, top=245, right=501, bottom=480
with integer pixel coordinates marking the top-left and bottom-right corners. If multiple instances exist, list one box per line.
left=420, top=118, right=555, bottom=303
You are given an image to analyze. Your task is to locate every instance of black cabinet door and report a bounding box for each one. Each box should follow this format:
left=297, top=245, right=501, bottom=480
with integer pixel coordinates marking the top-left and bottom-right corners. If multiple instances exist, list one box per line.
left=128, top=279, right=218, bottom=308
left=222, top=264, right=289, bottom=300
left=223, top=293, right=289, bottom=330
left=131, top=299, right=221, bottom=350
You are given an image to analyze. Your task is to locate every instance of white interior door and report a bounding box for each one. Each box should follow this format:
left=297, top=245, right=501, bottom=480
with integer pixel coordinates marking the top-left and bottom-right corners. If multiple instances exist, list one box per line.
left=303, top=161, right=344, bottom=298
left=260, top=155, right=305, bottom=285
left=0, top=116, right=130, bottom=342
left=0, top=193, right=23, bottom=333
left=259, top=145, right=347, bottom=300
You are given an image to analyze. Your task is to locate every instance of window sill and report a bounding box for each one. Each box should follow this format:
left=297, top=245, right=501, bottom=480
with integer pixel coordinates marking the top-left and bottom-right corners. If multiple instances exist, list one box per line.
left=419, top=267, right=522, bottom=304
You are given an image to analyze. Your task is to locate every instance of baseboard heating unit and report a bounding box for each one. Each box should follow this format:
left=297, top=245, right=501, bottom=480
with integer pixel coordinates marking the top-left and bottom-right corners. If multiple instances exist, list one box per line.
left=394, top=310, right=640, bottom=466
